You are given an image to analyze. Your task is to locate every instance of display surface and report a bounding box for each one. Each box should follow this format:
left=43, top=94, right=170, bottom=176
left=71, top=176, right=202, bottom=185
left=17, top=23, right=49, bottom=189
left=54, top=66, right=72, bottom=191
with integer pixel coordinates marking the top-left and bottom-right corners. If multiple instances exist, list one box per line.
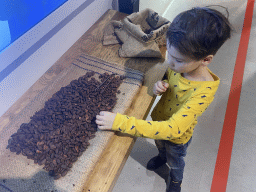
left=0, top=53, right=144, bottom=192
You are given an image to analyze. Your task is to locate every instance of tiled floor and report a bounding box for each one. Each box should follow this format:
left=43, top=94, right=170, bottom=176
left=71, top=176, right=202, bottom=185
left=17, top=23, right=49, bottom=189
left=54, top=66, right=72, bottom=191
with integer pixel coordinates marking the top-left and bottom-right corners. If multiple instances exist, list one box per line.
left=113, top=4, right=256, bottom=192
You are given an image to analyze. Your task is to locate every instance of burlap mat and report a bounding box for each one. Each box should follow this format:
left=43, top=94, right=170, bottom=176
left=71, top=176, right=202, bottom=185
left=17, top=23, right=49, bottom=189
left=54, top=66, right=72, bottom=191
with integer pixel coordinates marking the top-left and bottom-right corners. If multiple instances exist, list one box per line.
left=0, top=54, right=144, bottom=192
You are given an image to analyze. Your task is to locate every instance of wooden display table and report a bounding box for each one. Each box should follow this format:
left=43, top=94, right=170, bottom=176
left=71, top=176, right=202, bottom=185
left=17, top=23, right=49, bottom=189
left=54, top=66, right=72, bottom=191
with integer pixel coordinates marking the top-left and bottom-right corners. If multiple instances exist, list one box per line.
left=81, top=9, right=167, bottom=192
left=0, top=9, right=167, bottom=192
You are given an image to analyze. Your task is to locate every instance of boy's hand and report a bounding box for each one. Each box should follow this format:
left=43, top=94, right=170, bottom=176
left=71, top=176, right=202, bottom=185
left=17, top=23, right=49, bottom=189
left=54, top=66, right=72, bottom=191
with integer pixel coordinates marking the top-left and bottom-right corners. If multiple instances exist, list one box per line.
left=96, top=111, right=117, bottom=131
left=153, top=81, right=169, bottom=96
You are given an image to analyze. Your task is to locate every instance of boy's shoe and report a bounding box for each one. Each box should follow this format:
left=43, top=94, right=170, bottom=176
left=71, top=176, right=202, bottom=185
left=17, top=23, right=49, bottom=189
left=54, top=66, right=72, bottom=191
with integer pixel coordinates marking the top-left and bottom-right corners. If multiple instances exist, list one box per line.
left=146, top=155, right=167, bottom=170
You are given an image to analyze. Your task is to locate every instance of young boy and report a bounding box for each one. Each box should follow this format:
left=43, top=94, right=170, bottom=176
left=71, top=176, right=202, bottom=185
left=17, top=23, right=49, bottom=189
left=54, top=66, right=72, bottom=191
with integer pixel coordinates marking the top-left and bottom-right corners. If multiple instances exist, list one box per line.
left=96, top=6, right=232, bottom=192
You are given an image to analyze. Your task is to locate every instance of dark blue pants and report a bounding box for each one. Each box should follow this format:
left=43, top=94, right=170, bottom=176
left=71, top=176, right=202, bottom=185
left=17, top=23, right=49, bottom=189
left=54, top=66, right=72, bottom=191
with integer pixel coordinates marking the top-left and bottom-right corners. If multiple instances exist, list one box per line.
left=155, top=137, right=192, bottom=182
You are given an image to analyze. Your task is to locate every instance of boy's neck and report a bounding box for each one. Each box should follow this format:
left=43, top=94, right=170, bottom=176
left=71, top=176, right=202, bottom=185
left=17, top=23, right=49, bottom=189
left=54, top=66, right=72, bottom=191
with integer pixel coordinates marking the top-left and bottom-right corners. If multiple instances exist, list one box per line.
left=181, top=66, right=214, bottom=82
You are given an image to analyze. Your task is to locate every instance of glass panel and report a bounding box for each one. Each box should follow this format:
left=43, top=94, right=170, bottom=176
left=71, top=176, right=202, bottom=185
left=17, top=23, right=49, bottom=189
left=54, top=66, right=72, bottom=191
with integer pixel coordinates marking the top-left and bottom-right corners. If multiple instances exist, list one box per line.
left=0, top=0, right=68, bottom=52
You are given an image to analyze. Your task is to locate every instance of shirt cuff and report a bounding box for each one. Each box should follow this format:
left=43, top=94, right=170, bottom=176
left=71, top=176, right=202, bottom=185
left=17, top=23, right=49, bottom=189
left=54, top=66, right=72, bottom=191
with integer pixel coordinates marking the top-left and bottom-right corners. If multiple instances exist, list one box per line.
left=163, top=79, right=168, bottom=84
left=112, top=113, right=126, bottom=131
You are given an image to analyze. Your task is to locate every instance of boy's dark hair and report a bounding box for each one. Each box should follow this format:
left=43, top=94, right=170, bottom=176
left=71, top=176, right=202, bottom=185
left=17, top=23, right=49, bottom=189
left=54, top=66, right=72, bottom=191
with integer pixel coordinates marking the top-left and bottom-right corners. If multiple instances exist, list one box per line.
left=166, top=5, right=233, bottom=61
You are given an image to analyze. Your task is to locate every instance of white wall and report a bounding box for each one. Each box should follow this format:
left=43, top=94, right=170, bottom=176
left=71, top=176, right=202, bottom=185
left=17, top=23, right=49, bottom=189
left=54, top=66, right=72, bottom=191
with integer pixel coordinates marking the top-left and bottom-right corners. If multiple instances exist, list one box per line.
left=139, top=0, right=248, bottom=34
left=0, top=0, right=114, bottom=117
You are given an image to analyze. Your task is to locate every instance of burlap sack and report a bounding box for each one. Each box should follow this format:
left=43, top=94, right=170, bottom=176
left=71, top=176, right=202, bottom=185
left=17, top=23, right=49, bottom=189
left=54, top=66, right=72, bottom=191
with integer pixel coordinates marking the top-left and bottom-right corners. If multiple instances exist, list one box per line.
left=103, top=8, right=171, bottom=58
left=102, top=21, right=122, bottom=45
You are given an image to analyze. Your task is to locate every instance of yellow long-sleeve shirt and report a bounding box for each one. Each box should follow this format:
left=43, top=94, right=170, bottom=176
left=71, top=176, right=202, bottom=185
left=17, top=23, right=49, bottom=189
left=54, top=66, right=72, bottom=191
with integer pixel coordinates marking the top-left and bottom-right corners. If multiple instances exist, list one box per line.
left=112, top=67, right=220, bottom=144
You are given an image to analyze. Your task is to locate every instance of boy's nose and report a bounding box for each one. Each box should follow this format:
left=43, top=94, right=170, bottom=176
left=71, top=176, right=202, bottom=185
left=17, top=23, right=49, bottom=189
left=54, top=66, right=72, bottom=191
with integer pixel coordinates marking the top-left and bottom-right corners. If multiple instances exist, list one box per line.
left=167, top=58, right=172, bottom=65
left=168, top=58, right=174, bottom=65
left=170, top=61, right=175, bottom=67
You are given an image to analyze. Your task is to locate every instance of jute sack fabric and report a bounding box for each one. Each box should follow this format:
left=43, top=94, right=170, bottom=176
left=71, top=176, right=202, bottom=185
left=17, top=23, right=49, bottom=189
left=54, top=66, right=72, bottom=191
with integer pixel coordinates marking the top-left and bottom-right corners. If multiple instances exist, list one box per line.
left=101, top=21, right=123, bottom=45
left=102, top=8, right=171, bottom=58
left=0, top=54, right=143, bottom=192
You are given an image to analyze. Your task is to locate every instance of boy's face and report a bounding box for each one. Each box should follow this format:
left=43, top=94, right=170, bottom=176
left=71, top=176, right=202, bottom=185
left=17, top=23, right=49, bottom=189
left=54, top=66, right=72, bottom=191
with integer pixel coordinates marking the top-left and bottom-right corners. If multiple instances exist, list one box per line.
left=166, top=42, right=203, bottom=74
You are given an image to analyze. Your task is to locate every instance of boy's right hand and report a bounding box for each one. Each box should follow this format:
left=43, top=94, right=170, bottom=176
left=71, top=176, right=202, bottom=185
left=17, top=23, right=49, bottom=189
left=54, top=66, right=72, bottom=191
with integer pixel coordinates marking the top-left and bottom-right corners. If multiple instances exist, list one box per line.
left=153, top=81, right=169, bottom=96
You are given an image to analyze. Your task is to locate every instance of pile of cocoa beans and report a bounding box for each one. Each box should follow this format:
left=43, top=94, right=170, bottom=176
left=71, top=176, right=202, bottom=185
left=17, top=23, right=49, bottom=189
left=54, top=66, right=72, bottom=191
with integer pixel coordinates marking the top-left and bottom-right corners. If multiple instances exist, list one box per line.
left=6, top=71, right=125, bottom=179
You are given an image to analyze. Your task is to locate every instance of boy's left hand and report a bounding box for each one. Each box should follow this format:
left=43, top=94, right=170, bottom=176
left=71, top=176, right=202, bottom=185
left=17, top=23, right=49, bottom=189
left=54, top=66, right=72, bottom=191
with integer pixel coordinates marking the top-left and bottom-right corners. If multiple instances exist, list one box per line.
left=96, top=111, right=117, bottom=131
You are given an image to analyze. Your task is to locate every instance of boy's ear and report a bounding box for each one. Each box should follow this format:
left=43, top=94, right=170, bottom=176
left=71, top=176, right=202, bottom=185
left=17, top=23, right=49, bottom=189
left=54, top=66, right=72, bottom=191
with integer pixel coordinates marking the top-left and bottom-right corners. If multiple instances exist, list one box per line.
left=202, top=55, right=214, bottom=66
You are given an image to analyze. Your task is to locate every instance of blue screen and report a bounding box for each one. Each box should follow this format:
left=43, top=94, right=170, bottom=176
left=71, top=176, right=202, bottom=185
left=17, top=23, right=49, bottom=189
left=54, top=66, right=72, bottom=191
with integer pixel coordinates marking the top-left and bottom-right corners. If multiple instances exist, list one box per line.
left=0, top=0, right=68, bottom=52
